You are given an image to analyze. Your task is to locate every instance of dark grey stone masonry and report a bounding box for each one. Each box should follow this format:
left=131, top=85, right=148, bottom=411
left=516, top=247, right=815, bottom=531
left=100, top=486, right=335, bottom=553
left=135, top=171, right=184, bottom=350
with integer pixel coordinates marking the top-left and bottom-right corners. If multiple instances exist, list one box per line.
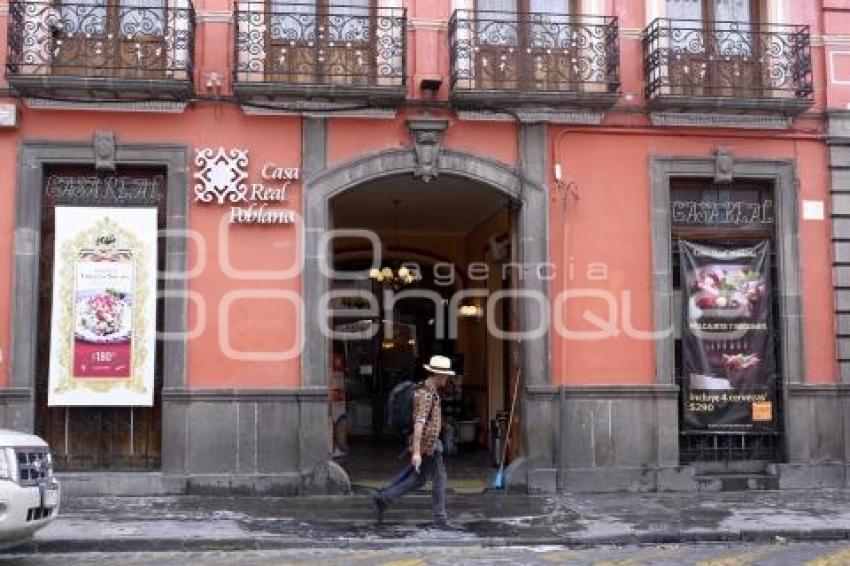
left=830, top=112, right=850, bottom=382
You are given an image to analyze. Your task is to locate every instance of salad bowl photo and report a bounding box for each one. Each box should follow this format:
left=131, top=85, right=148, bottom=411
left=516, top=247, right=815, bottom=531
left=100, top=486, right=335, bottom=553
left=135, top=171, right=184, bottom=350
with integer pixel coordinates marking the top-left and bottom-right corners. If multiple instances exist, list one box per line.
left=74, top=289, right=132, bottom=344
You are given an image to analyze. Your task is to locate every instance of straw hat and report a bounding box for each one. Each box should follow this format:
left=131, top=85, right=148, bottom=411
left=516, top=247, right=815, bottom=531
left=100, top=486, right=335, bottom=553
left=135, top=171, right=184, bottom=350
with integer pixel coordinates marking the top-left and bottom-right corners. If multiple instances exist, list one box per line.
left=423, top=355, right=456, bottom=376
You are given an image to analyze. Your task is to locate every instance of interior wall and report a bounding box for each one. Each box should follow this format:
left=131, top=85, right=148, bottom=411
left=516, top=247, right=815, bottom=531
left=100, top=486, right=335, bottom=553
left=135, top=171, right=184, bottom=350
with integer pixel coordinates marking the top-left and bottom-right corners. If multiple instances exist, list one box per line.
left=462, top=207, right=510, bottom=445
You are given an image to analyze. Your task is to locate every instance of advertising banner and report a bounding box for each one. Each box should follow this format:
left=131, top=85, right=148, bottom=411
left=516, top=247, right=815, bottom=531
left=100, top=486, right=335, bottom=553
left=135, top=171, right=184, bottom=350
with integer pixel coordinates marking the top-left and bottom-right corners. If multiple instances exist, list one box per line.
left=679, top=240, right=775, bottom=431
left=48, top=207, right=158, bottom=406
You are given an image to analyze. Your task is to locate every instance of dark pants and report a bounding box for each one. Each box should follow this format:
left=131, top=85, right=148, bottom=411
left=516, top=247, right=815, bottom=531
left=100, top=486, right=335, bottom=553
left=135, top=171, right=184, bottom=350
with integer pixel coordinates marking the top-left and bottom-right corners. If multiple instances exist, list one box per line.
left=378, top=448, right=447, bottom=521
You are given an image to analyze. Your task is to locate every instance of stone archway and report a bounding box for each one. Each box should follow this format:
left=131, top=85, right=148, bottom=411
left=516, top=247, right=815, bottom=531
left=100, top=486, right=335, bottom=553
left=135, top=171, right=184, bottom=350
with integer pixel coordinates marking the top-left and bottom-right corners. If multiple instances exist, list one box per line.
left=300, top=119, right=555, bottom=492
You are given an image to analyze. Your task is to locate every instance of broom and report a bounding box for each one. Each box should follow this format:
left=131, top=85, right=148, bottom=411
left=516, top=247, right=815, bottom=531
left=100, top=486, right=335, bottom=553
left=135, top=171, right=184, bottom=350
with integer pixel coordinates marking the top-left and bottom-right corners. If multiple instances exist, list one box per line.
left=490, top=368, right=521, bottom=490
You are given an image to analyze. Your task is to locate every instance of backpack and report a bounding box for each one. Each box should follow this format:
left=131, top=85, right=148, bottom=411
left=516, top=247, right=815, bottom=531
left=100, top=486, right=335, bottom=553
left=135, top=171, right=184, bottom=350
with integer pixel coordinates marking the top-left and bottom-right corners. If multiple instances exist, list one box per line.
left=387, top=381, right=422, bottom=435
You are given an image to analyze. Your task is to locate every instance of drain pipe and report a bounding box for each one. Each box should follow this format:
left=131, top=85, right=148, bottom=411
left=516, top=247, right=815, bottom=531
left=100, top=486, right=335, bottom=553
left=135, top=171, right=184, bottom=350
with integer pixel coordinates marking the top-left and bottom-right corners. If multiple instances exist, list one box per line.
left=554, top=177, right=578, bottom=491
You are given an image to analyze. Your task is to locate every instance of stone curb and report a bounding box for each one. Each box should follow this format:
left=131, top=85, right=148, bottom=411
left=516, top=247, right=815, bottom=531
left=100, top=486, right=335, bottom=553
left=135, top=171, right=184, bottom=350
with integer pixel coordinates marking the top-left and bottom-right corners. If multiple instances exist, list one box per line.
left=12, top=528, right=850, bottom=554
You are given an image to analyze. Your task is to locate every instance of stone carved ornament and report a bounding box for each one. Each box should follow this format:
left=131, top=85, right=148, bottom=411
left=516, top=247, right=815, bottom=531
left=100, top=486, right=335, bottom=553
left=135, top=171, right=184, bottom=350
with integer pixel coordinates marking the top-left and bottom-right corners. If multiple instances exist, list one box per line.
left=714, top=147, right=734, bottom=185
left=406, top=117, right=448, bottom=183
left=93, top=131, right=116, bottom=172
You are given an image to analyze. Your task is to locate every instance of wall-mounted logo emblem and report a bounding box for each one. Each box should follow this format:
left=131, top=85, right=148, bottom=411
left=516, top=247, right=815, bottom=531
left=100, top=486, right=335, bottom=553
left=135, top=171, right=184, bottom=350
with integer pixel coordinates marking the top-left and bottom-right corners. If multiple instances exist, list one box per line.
left=193, top=147, right=298, bottom=225
left=194, top=147, right=249, bottom=204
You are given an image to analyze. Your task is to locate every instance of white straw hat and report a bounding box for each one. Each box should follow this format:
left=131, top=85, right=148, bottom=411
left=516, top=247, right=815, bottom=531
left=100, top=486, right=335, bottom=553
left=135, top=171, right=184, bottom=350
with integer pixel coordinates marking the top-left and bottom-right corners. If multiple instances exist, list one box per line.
left=423, top=355, right=456, bottom=376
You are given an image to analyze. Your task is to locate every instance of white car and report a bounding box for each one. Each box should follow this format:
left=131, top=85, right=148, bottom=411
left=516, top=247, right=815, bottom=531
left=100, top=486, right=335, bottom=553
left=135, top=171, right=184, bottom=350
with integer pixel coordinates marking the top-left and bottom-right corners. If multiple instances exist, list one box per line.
left=0, top=430, right=59, bottom=549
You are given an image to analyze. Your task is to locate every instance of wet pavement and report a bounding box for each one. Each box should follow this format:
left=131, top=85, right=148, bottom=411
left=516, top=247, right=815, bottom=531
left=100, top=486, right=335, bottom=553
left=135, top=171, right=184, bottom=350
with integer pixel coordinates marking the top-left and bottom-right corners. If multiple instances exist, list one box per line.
left=13, top=489, right=850, bottom=554
left=7, top=542, right=850, bottom=564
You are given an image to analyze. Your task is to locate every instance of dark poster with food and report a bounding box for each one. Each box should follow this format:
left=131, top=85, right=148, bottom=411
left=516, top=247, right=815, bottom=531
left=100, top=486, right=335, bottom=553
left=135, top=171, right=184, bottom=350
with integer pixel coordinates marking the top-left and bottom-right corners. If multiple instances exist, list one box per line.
left=679, top=240, right=775, bottom=431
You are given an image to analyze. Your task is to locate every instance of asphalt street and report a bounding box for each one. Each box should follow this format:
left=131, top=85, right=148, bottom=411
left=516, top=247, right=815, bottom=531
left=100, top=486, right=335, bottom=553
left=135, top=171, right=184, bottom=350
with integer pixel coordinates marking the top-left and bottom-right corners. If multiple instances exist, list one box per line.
left=5, top=542, right=850, bottom=565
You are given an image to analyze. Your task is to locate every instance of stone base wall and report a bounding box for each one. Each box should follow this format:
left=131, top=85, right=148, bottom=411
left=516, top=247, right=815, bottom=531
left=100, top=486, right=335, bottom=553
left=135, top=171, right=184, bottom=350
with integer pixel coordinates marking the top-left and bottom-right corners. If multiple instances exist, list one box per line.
left=552, top=386, right=684, bottom=492
left=160, top=388, right=349, bottom=495
left=5, top=383, right=850, bottom=494
left=0, top=388, right=34, bottom=433
left=829, top=112, right=850, bottom=381
left=523, top=385, right=850, bottom=493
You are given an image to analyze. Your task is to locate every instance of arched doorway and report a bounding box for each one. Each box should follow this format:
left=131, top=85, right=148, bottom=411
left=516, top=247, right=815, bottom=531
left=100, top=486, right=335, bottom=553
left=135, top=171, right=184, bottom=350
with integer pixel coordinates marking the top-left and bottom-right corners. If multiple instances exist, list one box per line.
left=303, top=141, right=551, bottom=491
left=329, top=175, right=517, bottom=487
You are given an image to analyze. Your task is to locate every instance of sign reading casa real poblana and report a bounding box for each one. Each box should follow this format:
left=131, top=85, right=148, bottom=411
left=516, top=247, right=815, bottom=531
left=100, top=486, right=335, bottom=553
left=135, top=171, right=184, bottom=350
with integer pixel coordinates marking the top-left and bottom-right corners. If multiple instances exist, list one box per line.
left=48, top=207, right=158, bottom=406
left=193, top=147, right=298, bottom=224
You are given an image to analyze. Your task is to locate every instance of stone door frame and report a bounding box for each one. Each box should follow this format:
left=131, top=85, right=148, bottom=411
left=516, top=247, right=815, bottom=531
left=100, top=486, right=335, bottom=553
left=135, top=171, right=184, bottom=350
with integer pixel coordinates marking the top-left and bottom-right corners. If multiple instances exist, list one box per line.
left=650, top=154, right=803, bottom=463
left=9, top=137, right=189, bottom=431
left=301, top=121, right=553, bottom=489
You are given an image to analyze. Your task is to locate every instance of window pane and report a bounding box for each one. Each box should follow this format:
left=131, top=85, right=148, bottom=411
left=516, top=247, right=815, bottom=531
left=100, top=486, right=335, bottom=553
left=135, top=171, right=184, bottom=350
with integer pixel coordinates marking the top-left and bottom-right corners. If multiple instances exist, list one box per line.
left=329, top=0, right=372, bottom=43
left=666, top=0, right=704, bottom=51
left=713, top=0, right=753, bottom=57
left=120, top=0, right=165, bottom=37
left=269, top=1, right=316, bottom=41
left=478, top=0, right=518, bottom=45
left=713, top=0, right=752, bottom=24
left=666, top=0, right=703, bottom=20
left=330, top=0, right=371, bottom=9
left=529, top=0, right=565, bottom=13
left=478, top=0, right=518, bottom=12
left=527, top=1, right=572, bottom=49
left=59, top=0, right=107, bottom=35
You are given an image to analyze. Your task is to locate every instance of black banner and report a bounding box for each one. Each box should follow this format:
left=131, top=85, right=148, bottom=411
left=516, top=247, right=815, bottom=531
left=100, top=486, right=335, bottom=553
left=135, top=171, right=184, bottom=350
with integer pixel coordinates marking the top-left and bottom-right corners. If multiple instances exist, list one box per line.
left=679, top=240, right=776, bottom=431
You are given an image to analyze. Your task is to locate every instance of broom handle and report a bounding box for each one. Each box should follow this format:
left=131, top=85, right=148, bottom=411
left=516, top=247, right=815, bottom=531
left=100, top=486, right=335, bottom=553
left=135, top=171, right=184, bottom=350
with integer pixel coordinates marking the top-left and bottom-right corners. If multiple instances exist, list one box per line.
left=499, top=367, right=522, bottom=469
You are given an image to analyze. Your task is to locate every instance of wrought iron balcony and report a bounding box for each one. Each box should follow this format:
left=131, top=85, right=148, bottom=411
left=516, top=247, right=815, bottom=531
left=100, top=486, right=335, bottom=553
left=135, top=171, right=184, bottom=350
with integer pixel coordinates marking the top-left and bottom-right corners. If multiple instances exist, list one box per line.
left=643, top=18, right=813, bottom=115
left=6, top=0, right=195, bottom=102
left=233, top=2, right=407, bottom=107
left=449, top=10, right=620, bottom=109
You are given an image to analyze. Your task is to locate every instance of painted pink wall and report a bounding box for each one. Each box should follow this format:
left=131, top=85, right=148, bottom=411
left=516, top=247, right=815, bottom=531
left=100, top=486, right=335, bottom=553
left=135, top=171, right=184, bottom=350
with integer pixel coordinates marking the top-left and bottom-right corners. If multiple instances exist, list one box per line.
left=0, top=0, right=840, bottom=390
left=550, top=129, right=835, bottom=385
left=0, top=106, right=305, bottom=389
left=328, top=111, right=518, bottom=168
left=824, top=1, right=850, bottom=109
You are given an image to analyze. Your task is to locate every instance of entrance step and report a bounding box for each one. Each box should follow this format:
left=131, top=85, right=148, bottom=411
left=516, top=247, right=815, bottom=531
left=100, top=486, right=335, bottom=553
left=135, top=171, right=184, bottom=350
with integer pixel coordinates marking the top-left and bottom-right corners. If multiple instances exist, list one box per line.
left=352, top=478, right=488, bottom=494
left=693, top=472, right=779, bottom=492
left=57, top=472, right=185, bottom=497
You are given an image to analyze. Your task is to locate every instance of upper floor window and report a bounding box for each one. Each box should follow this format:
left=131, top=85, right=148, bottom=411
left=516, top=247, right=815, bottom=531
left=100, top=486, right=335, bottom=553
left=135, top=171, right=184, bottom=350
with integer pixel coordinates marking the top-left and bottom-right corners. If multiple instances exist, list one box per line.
left=667, top=0, right=756, bottom=53
left=57, top=0, right=167, bottom=39
left=232, top=0, right=407, bottom=98
left=53, top=0, right=169, bottom=77
left=666, top=0, right=756, bottom=23
left=642, top=0, right=813, bottom=112
left=449, top=0, right=620, bottom=98
left=263, top=0, right=378, bottom=85
left=268, top=0, right=372, bottom=43
left=475, top=0, right=578, bottom=46
left=6, top=0, right=192, bottom=101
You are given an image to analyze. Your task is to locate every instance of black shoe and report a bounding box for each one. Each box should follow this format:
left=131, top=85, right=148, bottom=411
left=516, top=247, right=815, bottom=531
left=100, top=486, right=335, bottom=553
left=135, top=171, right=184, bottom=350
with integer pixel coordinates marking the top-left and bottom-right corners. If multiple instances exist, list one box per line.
left=373, top=494, right=387, bottom=524
left=433, top=518, right=462, bottom=531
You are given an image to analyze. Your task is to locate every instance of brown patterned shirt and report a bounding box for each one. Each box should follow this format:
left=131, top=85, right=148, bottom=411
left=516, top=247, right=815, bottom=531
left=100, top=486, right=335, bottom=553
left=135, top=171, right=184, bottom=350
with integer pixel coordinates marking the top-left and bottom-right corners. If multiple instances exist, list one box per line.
left=411, top=381, right=441, bottom=456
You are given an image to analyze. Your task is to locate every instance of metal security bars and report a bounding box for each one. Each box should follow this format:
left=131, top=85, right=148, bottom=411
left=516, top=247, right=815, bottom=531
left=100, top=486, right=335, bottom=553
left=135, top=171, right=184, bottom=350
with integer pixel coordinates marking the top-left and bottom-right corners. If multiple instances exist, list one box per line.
left=6, top=0, right=195, bottom=90
left=233, top=2, right=406, bottom=93
left=643, top=18, right=813, bottom=112
left=449, top=10, right=620, bottom=99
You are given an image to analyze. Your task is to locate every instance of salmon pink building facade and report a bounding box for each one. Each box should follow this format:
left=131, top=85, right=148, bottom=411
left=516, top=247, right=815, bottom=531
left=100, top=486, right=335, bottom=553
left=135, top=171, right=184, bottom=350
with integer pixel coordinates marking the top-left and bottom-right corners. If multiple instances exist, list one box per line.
left=0, top=0, right=847, bottom=494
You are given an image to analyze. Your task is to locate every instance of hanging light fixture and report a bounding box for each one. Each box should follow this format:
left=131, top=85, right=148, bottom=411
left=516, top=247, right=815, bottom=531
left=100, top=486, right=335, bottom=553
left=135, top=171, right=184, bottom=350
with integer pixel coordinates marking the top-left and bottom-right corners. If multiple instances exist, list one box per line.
left=458, top=303, right=484, bottom=318
left=369, top=199, right=421, bottom=289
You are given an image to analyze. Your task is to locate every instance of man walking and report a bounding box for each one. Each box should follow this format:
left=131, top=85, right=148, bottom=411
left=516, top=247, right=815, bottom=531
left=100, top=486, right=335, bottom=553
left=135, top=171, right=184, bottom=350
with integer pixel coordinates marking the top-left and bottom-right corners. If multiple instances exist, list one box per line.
left=373, top=355, right=457, bottom=530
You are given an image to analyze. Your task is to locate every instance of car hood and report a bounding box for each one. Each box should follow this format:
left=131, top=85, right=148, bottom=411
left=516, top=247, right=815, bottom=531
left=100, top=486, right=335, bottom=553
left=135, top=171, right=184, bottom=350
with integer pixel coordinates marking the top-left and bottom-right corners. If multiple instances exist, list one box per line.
left=0, top=429, right=48, bottom=449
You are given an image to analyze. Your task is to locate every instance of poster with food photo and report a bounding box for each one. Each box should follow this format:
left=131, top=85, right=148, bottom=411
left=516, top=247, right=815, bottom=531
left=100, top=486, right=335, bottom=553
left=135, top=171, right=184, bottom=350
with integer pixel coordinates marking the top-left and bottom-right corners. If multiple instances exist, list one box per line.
left=73, top=257, right=134, bottom=378
left=679, top=240, right=776, bottom=431
left=48, top=207, right=157, bottom=406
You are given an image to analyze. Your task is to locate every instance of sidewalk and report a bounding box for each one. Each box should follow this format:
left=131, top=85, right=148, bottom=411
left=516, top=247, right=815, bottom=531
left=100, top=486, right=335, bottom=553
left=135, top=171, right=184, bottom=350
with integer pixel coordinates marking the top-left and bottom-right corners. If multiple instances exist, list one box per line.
left=18, top=489, right=850, bottom=553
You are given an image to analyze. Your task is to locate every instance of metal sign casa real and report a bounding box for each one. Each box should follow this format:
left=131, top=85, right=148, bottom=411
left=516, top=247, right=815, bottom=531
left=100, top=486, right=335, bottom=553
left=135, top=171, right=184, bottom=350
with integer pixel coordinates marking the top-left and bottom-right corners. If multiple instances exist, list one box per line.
left=193, top=147, right=298, bottom=224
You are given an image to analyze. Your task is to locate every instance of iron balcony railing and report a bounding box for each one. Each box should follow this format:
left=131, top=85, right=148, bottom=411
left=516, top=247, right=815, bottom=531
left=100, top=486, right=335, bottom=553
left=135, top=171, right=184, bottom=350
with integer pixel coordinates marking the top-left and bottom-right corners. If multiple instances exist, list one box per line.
left=449, top=10, right=620, bottom=96
left=643, top=18, right=813, bottom=104
left=6, top=0, right=195, bottom=84
left=233, top=2, right=406, bottom=90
